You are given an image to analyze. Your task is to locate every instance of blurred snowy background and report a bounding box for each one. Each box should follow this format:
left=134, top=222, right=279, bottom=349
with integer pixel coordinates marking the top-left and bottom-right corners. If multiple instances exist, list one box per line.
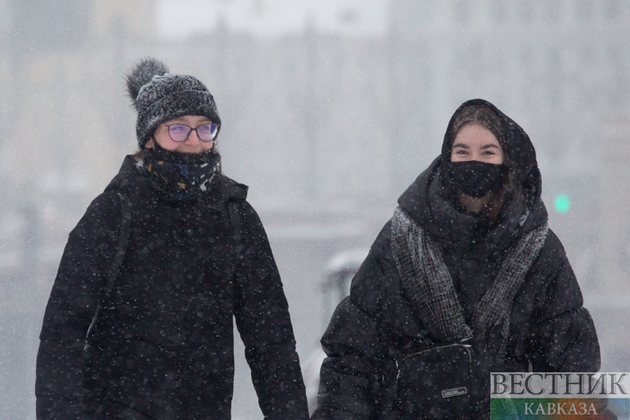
left=0, top=0, right=629, bottom=418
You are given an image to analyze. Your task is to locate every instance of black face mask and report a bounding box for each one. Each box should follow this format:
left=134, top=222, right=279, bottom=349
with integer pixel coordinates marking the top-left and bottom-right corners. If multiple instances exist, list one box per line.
left=450, top=160, right=506, bottom=198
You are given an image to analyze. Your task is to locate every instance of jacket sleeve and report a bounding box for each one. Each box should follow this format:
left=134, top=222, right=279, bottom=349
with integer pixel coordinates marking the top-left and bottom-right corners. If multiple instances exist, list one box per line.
left=35, top=193, right=122, bottom=420
left=526, top=230, right=601, bottom=372
left=312, top=226, right=395, bottom=420
left=312, top=298, right=386, bottom=420
left=232, top=201, right=309, bottom=420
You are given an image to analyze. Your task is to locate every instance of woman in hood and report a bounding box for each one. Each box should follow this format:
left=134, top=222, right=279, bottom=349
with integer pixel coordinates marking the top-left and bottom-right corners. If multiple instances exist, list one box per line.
left=35, top=58, right=309, bottom=420
left=311, top=99, right=601, bottom=420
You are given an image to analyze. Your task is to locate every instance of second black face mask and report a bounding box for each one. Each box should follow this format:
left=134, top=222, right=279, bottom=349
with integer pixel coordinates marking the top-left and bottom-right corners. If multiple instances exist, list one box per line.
left=450, top=160, right=505, bottom=198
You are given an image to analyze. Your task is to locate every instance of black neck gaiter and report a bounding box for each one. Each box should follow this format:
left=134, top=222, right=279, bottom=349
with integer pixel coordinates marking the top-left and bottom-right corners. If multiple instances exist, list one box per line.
left=141, top=142, right=221, bottom=200
left=151, top=141, right=217, bottom=165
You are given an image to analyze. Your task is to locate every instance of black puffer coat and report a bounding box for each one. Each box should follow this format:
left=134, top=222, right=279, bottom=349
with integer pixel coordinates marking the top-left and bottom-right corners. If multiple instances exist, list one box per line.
left=312, top=100, right=600, bottom=419
left=36, top=156, right=309, bottom=420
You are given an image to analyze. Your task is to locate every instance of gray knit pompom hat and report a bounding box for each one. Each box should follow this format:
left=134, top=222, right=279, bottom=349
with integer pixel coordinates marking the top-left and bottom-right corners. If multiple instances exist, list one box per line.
left=126, top=58, right=221, bottom=149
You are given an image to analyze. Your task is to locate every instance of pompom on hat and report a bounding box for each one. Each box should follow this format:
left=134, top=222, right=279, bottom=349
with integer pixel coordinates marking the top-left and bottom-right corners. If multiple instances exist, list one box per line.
left=126, top=58, right=221, bottom=149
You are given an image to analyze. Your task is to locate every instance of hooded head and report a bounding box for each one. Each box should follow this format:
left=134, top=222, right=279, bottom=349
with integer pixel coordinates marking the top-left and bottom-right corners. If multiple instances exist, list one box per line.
left=441, top=99, right=539, bottom=197
left=398, top=99, right=546, bottom=251
left=126, top=58, right=221, bottom=149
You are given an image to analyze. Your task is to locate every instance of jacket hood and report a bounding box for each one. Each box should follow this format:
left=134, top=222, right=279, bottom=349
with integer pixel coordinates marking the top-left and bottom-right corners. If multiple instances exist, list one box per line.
left=104, top=155, right=248, bottom=208
left=398, top=99, right=547, bottom=256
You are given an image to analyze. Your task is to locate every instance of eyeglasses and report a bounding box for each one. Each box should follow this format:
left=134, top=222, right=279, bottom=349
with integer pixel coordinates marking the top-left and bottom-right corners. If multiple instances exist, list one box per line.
left=160, top=123, right=219, bottom=142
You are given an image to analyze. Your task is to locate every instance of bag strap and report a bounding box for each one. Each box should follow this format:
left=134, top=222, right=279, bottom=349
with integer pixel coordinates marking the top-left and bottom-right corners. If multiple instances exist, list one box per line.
left=84, top=192, right=132, bottom=349
left=227, top=199, right=243, bottom=261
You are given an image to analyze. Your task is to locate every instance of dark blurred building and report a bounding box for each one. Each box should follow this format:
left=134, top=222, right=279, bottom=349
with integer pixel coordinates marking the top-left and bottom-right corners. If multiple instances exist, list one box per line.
left=599, top=118, right=630, bottom=291
left=0, top=0, right=629, bottom=417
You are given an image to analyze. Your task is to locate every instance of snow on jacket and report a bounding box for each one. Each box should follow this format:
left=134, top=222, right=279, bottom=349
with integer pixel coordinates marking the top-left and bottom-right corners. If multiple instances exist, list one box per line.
left=312, top=99, right=600, bottom=420
left=36, top=155, right=309, bottom=420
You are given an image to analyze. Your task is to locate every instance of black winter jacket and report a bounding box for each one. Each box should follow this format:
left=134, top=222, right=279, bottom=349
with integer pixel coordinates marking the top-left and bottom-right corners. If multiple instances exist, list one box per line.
left=36, top=156, right=309, bottom=420
left=312, top=100, right=600, bottom=419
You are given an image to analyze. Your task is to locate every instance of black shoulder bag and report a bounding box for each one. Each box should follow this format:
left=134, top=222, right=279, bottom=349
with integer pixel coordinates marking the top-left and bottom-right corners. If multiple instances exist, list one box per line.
left=395, top=340, right=482, bottom=419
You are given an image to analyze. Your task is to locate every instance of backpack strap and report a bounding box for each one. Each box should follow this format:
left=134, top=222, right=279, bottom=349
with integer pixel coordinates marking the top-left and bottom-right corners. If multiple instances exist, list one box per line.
left=227, top=199, right=244, bottom=261
left=84, top=191, right=132, bottom=350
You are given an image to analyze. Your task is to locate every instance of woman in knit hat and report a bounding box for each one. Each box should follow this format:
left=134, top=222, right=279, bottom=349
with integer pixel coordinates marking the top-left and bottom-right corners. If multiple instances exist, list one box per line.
left=311, top=99, right=602, bottom=419
left=35, top=58, right=309, bottom=420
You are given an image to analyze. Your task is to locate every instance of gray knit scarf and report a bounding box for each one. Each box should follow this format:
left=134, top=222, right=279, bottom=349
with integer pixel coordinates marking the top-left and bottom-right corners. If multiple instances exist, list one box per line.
left=391, top=206, right=549, bottom=352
